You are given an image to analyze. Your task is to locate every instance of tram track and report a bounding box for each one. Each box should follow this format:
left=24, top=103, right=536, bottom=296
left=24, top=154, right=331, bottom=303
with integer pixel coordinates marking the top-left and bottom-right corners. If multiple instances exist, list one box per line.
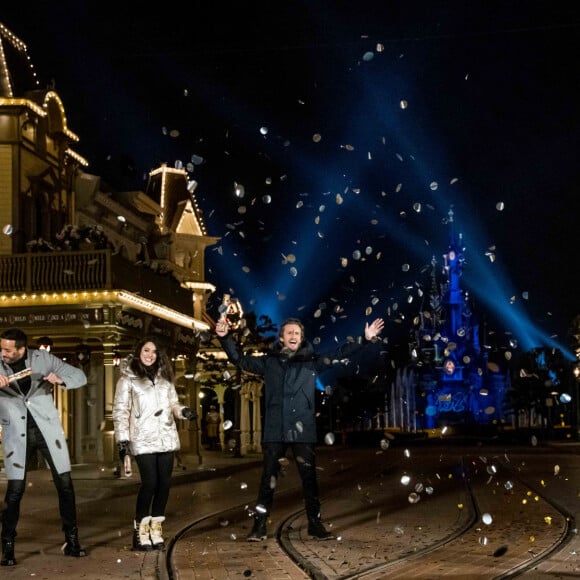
left=165, top=446, right=574, bottom=579
left=316, top=455, right=569, bottom=579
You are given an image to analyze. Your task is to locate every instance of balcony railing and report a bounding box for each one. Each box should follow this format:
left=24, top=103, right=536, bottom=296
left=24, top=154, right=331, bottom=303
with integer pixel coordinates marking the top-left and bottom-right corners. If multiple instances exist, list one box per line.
left=0, top=250, right=112, bottom=293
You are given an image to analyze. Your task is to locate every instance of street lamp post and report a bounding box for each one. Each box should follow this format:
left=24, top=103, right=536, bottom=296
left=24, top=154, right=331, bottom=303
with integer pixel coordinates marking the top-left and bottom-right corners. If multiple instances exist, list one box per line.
left=574, top=366, right=580, bottom=440
left=232, top=369, right=243, bottom=458
left=185, top=371, right=203, bottom=465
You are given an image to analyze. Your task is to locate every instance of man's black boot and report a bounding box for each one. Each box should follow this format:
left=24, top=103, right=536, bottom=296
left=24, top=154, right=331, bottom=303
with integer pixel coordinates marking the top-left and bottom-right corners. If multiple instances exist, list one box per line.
left=247, top=515, right=267, bottom=542
left=1, top=538, right=16, bottom=566
left=307, top=517, right=334, bottom=540
left=63, top=526, right=87, bottom=557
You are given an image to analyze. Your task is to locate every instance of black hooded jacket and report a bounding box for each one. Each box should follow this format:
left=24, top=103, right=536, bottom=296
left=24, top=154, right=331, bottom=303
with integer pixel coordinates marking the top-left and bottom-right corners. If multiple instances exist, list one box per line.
left=219, top=334, right=370, bottom=443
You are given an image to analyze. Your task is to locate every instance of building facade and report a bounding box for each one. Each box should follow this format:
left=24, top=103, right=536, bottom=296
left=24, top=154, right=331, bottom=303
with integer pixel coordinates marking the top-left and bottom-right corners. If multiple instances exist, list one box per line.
left=0, top=23, right=223, bottom=466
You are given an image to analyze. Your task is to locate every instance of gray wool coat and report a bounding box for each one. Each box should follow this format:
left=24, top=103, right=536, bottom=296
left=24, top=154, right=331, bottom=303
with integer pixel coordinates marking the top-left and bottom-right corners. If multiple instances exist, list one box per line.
left=0, top=348, right=87, bottom=480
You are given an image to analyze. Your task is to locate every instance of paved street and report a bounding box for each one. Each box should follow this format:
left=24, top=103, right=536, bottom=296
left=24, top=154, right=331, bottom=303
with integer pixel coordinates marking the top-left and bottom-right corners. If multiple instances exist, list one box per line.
left=1, top=437, right=580, bottom=579
left=170, top=440, right=580, bottom=579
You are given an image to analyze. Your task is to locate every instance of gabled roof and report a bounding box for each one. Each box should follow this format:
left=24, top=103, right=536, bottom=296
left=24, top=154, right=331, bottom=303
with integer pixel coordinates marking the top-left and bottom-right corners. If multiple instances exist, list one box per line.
left=0, top=23, right=38, bottom=98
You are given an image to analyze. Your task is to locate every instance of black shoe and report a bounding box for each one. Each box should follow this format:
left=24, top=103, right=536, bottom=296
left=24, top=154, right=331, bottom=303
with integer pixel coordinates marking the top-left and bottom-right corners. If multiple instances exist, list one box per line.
left=63, top=527, right=87, bottom=557
left=1, top=538, right=16, bottom=566
left=63, top=542, right=87, bottom=557
left=246, top=516, right=267, bottom=542
left=307, top=519, right=334, bottom=540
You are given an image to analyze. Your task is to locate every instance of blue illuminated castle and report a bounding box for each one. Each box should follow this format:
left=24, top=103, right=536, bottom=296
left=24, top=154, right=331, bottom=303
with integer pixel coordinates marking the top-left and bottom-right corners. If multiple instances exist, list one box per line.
left=391, top=209, right=511, bottom=431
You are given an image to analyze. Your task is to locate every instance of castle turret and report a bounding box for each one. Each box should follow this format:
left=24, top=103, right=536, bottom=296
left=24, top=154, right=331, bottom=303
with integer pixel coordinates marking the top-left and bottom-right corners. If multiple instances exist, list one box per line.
left=403, top=207, right=508, bottom=431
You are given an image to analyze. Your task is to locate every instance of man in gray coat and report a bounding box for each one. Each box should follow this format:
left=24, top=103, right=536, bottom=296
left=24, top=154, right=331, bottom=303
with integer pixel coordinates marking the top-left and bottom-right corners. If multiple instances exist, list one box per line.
left=0, top=328, right=88, bottom=566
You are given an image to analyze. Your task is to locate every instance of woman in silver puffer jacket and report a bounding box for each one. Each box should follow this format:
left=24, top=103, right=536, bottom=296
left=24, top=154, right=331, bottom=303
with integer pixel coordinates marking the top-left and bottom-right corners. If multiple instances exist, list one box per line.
left=112, top=336, right=196, bottom=551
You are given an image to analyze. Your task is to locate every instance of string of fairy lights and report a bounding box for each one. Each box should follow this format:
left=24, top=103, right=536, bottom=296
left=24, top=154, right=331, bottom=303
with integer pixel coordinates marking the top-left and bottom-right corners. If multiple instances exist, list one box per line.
left=0, top=22, right=40, bottom=98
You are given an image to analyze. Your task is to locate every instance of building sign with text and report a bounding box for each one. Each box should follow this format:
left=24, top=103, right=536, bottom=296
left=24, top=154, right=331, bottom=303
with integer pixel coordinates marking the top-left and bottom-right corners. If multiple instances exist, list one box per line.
left=0, top=309, right=103, bottom=327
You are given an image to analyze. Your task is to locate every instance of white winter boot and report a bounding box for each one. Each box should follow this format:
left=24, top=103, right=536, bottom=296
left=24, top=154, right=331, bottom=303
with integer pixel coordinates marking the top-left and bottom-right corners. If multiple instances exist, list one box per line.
left=132, top=517, right=153, bottom=551
left=150, top=516, right=165, bottom=550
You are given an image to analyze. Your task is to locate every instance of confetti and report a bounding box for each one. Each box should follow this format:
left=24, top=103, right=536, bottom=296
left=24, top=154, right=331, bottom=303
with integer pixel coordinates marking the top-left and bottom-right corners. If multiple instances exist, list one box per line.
left=324, top=432, right=335, bottom=445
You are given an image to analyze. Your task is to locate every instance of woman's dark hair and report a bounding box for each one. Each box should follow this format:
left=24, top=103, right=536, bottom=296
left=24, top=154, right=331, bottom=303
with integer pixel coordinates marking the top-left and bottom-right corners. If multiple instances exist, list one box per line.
left=129, top=336, right=174, bottom=382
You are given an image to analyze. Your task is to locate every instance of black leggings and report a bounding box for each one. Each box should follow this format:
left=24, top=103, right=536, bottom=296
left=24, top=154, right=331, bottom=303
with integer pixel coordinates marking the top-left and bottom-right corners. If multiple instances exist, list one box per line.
left=2, top=418, right=78, bottom=539
left=134, top=452, right=174, bottom=521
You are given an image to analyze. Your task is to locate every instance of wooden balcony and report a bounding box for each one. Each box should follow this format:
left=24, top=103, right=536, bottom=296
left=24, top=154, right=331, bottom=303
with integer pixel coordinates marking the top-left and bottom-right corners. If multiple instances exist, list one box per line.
left=0, top=251, right=195, bottom=315
left=0, top=250, right=112, bottom=293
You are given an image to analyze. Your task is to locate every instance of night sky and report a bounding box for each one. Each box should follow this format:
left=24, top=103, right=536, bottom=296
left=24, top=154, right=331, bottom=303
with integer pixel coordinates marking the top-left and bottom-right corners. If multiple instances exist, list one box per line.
left=2, top=2, right=579, bottom=355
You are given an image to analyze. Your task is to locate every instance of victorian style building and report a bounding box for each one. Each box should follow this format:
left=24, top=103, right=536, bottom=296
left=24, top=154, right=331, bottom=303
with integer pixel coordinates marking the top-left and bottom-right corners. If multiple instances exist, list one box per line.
left=0, top=22, right=224, bottom=466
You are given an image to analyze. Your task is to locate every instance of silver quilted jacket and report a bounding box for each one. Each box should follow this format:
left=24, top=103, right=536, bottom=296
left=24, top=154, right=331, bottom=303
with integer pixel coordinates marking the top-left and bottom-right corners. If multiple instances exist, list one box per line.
left=112, top=359, right=185, bottom=455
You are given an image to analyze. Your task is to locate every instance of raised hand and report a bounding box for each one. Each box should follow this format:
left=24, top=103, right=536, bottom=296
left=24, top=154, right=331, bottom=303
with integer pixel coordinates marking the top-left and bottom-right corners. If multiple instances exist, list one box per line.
left=364, top=318, right=385, bottom=341
left=215, top=318, right=229, bottom=337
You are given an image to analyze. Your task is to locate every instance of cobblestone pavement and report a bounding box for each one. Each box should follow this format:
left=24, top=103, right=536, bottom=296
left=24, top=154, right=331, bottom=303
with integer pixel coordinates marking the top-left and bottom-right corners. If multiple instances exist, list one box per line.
left=2, top=440, right=580, bottom=579
left=171, top=444, right=578, bottom=579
